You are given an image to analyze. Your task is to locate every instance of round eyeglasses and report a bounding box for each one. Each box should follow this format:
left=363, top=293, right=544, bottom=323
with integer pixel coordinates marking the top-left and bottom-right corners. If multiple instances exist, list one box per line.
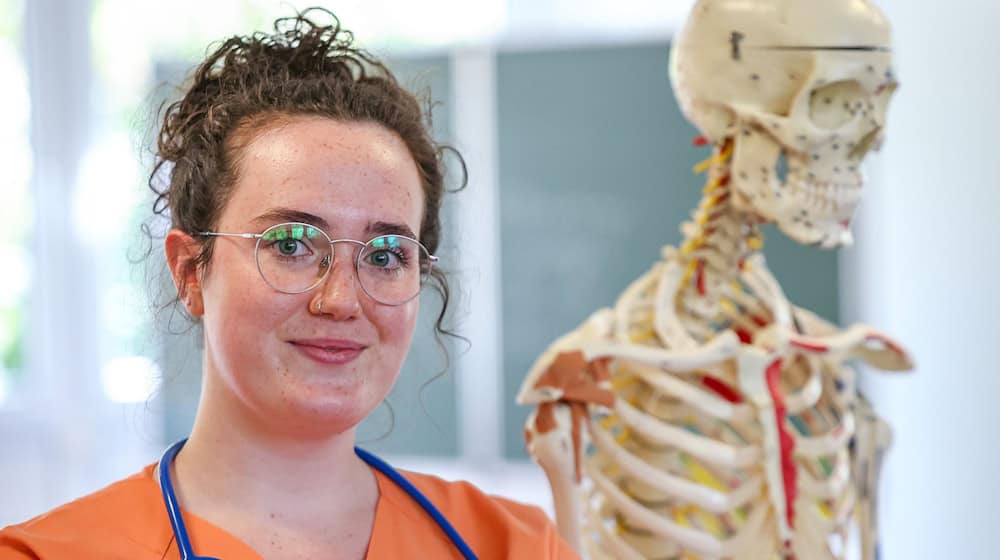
left=198, top=222, right=436, bottom=306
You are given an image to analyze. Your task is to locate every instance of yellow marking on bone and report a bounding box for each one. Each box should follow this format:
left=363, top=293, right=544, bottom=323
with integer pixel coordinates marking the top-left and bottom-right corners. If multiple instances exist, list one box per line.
left=673, top=506, right=693, bottom=527
left=816, top=500, right=833, bottom=520
left=703, top=176, right=724, bottom=194
left=692, top=144, right=734, bottom=174
left=682, top=259, right=700, bottom=284
left=681, top=454, right=727, bottom=492
left=629, top=331, right=659, bottom=344
left=610, top=376, right=639, bottom=391
left=693, top=158, right=714, bottom=175
left=675, top=503, right=727, bottom=540
left=599, top=416, right=619, bottom=430
left=692, top=507, right=726, bottom=539
left=625, top=332, right=649, bottom=343
left=681, top=237, right=704, bottom=256
left=719, top=298, right=738, bottom=315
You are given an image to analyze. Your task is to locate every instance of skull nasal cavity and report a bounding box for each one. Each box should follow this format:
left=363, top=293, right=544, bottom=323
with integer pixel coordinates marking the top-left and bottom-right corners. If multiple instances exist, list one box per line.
left=776, top=152, right=789, bottom=184
left=809, top=80, right=867, bottom=130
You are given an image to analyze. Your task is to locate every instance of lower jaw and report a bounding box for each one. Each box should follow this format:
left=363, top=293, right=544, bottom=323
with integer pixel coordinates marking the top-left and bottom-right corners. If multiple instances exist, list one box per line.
left=775, top=216, right=854, bottom=248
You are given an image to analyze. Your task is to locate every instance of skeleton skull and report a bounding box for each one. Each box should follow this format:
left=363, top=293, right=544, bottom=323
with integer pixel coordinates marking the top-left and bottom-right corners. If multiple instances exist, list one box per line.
left=669, top=0, right=898, bottom=247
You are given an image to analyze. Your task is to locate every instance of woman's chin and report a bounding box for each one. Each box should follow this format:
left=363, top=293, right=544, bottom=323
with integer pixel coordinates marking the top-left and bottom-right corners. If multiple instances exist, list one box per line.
left=262, top=385, right=380, bottom=438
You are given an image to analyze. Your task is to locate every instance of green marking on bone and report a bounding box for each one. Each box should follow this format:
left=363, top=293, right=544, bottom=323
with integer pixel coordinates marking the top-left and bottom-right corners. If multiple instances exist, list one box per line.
left=819, top=456, right=833, bottom=477
left=789, top=414, right=810, bottom=436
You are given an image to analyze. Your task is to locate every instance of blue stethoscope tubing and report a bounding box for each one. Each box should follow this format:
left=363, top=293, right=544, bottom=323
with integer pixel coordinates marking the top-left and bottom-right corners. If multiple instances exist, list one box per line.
left=158, top=438, right=478, bottom=560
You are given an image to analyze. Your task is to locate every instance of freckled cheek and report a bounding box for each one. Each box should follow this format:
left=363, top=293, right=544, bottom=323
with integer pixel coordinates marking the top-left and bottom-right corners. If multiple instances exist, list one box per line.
left=371, top=302, right=419, bottom=361
left=205, top=272, right=300, bottom=363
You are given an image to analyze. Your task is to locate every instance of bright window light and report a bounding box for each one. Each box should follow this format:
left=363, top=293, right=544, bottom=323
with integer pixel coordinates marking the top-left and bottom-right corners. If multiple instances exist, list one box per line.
left=0, top=0, right=31, bottom=403
left=101, top=356, right=162, bottom=403
left=0, top=368, right=8, bottom=405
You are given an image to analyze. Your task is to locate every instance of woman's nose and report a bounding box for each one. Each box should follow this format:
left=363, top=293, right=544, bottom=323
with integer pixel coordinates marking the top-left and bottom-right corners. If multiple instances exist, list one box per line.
left=312, top=250, right=362, bottom=319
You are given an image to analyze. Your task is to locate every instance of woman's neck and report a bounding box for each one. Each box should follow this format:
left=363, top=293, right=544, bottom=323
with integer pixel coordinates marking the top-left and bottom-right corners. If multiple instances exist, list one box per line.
left=170, top=360, right=378, bottom=532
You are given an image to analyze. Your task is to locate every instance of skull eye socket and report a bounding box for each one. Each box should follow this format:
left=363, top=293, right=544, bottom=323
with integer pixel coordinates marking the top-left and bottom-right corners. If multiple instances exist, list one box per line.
left=809, top=80, right=867, bottom=130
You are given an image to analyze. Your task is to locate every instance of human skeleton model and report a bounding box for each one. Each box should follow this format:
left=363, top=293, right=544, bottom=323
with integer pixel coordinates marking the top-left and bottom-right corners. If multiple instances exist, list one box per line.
left=517, top=1, right=913, bottom=558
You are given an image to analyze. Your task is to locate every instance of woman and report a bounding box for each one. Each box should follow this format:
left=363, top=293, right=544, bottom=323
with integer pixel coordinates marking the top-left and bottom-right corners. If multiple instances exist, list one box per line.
left=0, top=10, right=575, bottom=560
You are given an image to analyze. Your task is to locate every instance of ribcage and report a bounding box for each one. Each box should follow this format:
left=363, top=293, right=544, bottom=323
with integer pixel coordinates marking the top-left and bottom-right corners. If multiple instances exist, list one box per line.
left=575, top=268, right=863, bottom=559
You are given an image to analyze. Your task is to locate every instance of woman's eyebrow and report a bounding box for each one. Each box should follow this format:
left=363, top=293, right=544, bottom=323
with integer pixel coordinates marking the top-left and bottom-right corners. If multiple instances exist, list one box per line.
left=251, top=209, right=416, bottom=239
left=251, top=208, right=330, bottom=230
left=367, top=221, right=417, bottom=239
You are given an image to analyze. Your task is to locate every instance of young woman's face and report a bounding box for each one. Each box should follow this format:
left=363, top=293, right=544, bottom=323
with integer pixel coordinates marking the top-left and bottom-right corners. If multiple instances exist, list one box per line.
left=197, top=117, right=425, bottom=436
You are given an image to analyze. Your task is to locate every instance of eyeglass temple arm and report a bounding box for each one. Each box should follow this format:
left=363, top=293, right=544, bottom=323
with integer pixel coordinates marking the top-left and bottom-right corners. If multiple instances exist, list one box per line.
left=197, top=232, right=261, bottom=239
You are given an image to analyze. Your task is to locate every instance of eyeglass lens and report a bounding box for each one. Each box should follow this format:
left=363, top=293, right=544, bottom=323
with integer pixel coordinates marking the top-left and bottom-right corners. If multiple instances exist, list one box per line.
left=254, top=223, right=428, bottom=304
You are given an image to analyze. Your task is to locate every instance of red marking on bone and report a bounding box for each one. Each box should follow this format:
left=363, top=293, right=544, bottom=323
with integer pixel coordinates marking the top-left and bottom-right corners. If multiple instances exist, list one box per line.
left=529, top=352, right=616, bottom=483
left=712, top=192, right=731, bottom=205
left=696, top=259, right=706, bottom=296
left=751, top=315, right=769, bottom=327
left=765, top=358, right=797, bottom=530
left=701, top=375, right=744, bottom=404
left=735, top=327, right=754, bottom=345
left=790, top=339, right=829, bottom=353
left=865, top=333, right=905, bottom=357
left=719, top=175, right=731, bottom=187
left=693, top=135, right=709, bottom=146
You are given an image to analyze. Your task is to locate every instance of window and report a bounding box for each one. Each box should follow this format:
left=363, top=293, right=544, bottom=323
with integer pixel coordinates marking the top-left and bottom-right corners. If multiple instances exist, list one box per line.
left=0, top=0, right=30, bottom=405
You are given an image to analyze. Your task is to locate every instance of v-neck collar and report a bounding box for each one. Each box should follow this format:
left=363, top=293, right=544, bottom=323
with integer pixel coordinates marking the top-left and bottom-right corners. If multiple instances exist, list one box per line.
left=150, top=463, right=389, bottom=560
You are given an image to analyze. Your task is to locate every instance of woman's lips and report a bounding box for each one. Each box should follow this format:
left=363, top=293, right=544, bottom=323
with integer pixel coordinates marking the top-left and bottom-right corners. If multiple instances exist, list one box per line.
left=289, top=339, right=367, bottom=365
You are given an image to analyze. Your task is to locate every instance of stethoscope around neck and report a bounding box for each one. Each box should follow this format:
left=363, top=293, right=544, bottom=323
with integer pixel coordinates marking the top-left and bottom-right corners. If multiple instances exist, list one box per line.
left=158, top=438, right=478, bottom=560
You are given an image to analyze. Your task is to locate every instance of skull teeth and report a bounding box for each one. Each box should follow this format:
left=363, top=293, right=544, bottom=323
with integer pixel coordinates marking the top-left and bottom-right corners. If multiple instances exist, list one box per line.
left=784, top=172, right=863, bottom=218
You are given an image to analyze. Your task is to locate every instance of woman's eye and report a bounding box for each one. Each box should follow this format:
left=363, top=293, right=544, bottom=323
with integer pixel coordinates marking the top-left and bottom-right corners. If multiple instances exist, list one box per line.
left=367, top=250, right=400, bottom=268
left=276, top=239, right=306, bottom=256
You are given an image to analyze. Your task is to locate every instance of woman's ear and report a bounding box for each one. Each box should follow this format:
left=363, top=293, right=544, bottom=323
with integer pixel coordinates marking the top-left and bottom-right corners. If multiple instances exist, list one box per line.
left=165, top=229, right=205, bottom=317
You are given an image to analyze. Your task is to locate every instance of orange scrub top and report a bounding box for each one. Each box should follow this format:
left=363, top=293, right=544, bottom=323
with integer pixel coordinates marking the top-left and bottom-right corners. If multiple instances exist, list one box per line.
left=0, top=463, right=578, bottom=559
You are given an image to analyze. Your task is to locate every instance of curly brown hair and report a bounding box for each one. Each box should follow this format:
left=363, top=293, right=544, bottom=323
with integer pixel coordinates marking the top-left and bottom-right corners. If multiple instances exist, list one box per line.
left=148, top=8, right=464, bottom=339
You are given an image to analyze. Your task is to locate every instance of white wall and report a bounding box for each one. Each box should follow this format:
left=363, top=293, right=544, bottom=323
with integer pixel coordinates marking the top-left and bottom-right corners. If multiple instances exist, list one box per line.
left=841, top=1, right=1000, bottom=558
